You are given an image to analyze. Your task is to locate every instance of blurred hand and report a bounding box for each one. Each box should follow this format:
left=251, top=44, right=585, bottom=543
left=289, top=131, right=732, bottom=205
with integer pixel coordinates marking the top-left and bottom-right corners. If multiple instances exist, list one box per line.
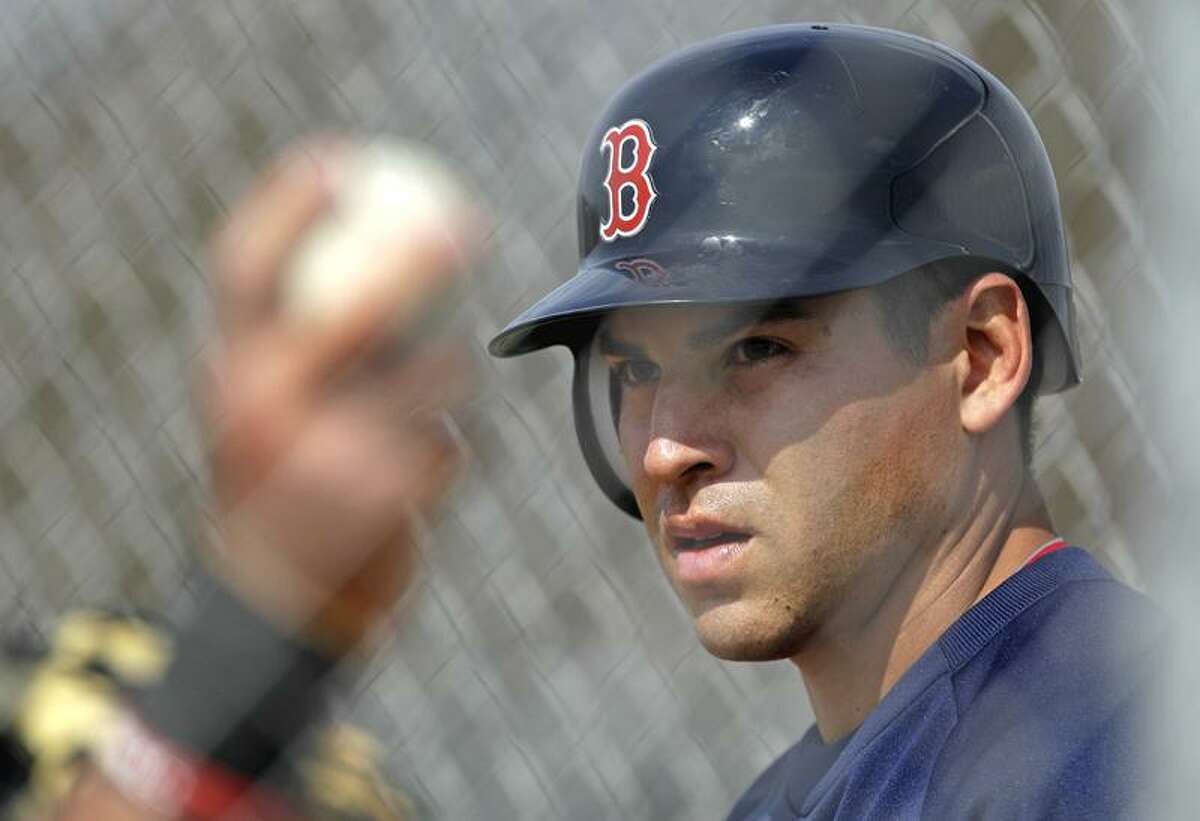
left=196, top=137, right=476, bottom=656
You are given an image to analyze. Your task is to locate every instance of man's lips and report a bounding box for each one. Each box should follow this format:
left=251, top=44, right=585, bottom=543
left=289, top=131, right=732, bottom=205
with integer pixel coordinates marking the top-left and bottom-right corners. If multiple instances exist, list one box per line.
left=671, top=531, right=753, bottom=552
left=663, top=517, right=754, bottom=583
left=663, top=516, right=753, bottom=553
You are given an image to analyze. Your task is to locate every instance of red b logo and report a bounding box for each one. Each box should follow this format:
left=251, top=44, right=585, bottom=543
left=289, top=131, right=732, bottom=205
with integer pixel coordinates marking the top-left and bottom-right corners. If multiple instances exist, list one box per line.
left=600, top=119, right=658, bottom=242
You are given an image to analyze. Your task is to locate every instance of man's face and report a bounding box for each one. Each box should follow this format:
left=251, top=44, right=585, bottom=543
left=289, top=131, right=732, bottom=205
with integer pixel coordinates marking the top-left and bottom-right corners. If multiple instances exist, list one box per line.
left=600, top=291, right=967, bottom=661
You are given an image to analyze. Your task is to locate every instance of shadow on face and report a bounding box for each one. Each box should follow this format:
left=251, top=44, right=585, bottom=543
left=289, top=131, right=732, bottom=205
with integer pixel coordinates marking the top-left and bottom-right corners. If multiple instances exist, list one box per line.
left=596, top=290, right=966, bottom=662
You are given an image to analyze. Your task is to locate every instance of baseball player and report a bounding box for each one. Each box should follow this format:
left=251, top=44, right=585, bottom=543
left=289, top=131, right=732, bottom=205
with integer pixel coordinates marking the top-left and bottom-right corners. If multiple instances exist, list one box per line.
left=487, top=25, right=1166, bottom=818
left=51, top=23, right=1163, bottom=820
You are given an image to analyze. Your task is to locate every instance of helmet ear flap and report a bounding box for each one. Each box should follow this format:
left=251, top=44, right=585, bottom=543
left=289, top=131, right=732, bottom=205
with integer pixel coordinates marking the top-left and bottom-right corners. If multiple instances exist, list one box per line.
left=571, top=339, right=641, bottom=519
left=1017, top=278, right=1076, bottom=396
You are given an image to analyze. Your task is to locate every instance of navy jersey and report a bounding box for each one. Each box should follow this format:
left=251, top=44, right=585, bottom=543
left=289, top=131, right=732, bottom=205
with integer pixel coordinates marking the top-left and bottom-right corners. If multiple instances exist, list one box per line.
left=728, top=547, right=1165, bottom=820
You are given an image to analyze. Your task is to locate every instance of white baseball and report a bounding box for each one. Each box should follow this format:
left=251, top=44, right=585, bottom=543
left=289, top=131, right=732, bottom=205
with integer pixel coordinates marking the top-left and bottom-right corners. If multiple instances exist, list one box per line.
left=282, top=139, right=471, bottom=329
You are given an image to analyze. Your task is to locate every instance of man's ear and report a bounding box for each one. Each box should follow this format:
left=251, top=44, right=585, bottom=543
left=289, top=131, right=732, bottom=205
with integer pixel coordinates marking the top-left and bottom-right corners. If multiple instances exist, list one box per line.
left=956, top=273, right=1033, bottom=435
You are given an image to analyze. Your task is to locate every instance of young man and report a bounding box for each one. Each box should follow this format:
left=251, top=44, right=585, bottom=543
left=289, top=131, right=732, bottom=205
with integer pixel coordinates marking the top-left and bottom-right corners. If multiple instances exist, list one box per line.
left=59, top=24, right=1162, bottom=820
left=485, top=26, right=1164, bottom=817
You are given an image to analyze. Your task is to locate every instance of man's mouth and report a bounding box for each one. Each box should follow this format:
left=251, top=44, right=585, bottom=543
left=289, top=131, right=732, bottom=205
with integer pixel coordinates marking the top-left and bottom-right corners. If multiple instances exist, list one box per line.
left=664, top=514, right=753, bottom=552
left=662, top=517, right=754, bottom=583
left=673, top=532, right=752, bottom=552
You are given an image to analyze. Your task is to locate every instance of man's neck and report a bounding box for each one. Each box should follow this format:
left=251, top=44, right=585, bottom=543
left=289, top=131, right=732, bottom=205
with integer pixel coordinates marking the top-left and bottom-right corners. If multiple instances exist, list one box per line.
left=793, top=476, right=1056, bottom=744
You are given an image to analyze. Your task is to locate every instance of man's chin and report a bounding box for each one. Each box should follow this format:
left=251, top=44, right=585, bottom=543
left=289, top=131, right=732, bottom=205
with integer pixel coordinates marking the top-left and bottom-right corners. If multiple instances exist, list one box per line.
left=691, top=603, right=815, bottom=662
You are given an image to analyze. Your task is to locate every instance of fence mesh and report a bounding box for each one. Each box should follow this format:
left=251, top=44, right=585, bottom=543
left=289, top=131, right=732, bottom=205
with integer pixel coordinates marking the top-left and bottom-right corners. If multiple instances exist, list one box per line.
left=0, top=0, right=1180, bottom=818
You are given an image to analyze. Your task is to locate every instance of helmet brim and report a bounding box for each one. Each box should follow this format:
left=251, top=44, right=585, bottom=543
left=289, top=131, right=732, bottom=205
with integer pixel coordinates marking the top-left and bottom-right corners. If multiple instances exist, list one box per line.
left=488, top=230, right=968, bottom=358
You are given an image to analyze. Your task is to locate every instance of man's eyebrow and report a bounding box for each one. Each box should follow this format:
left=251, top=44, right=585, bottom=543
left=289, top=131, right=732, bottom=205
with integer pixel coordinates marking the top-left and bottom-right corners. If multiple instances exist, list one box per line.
left=597, top=301, right=817, bottom=356
left=596, top=328, right=646, bottom=358
left=686, top=301, right=816, bottom=349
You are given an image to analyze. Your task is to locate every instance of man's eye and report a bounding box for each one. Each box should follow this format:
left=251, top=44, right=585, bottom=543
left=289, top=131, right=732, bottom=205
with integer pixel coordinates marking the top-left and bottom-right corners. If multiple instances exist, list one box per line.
left=728, top=337, right=790, bottom=366
left=611, top=359, right=660, bottom=387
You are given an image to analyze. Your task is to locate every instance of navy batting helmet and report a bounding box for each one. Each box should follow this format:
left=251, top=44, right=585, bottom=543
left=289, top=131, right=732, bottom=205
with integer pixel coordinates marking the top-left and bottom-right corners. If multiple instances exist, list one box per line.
left=488, top=24, right=1080, bottom=518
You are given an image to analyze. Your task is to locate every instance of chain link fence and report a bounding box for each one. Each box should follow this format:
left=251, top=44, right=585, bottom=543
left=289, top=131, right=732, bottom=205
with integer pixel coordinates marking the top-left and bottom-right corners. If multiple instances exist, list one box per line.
left=0, top=0, right=1183, bottom=817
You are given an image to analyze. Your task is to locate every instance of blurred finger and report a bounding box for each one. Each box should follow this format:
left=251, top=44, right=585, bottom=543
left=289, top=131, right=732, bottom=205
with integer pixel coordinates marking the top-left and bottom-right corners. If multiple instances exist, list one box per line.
left=212, top=137, right=351, bottom=337
left=394, top=414, right=466, bottom=513
left=319, top=406, right=470, bottom=556
left=346, top=344, right=477, bottom=419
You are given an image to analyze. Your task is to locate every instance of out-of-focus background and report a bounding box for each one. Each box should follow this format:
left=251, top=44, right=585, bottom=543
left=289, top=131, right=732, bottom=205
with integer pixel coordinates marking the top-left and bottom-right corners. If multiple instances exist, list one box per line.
left=0, top=1, right=1194, bottom=818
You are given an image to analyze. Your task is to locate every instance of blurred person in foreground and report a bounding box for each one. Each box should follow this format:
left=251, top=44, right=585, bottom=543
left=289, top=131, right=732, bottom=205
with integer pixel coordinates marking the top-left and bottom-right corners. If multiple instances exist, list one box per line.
left=42, top=24, right=1167, bottom=821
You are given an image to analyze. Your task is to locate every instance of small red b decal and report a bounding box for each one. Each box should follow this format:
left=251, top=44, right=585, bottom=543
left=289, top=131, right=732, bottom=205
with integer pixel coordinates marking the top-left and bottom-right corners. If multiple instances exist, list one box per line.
left=600, top=118, right=658, bottom=242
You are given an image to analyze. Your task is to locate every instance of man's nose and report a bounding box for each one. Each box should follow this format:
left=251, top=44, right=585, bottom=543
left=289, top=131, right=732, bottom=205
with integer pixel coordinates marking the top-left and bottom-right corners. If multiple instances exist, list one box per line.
left=641, top=378, right=733, bottom=486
